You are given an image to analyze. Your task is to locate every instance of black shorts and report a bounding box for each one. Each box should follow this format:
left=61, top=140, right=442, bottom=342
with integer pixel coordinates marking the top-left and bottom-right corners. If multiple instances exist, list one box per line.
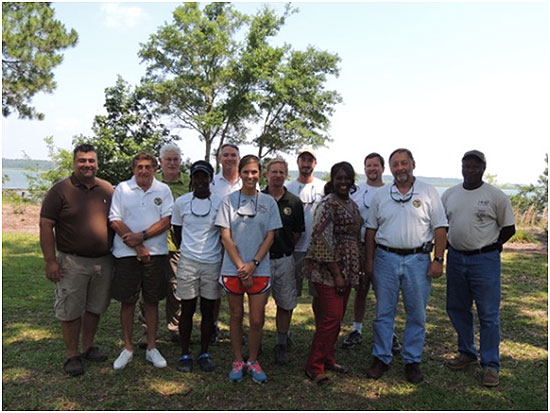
left=112, top=255, right=169, bottom=303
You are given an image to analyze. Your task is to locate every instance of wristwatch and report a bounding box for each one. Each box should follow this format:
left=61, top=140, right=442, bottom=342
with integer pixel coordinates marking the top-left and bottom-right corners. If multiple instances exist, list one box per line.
left=252, top=259, right=260, bottom=266
left=433, top=256, right=444, bottom=264
left=142, top=230, right=149, bottom=241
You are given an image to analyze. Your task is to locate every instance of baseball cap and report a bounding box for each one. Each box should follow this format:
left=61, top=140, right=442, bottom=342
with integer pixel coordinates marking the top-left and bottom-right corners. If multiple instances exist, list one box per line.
left=462, top=150, right=486, bottom=164
left=297, top=147, right=317, bottom=160
left=190, top=160, right=214, bottom=179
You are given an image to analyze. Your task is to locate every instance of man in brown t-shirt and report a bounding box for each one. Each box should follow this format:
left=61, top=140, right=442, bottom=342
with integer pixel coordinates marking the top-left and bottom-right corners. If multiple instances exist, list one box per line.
left=40, top=144, right=114, bottom=377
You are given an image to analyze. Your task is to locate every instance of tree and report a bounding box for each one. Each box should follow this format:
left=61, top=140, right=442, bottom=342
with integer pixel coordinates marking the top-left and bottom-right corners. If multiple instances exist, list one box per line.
left=511, top=154, right=548, bottom=213
left=138, top=3, right=341, bottom=167
left=74, top=76, right=180, bottom=185
left=2, top=2, right=78, bottom=120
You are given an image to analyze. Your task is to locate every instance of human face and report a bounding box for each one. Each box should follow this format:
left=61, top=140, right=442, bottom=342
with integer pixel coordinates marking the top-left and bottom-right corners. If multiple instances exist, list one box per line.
left=266, top=162, right=287, bottom=189
left=297, top=153, right=316, bottom=178
left=73, top=151, right=98, bottom=182
left=219, top=146, right=240, bottom=172
left=160, top=150, right=181, bottom=177
left=240, top=161, right=260, bottom=191
left=462, top=157, right=485, bottom=187
left=333, top=168, right=353, bottom=199
left=192, top=170, right=210, bottom=197
left=389, top=151, right=415, bottom=186
left=364, top=157, right=384, bottom=185
left=133, top=159, right=155, bottom=189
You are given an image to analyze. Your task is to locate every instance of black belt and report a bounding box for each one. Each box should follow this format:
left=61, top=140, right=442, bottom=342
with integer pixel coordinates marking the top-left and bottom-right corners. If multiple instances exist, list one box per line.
left=270, top=251, right=293, bottom=259
left=450, top=243, right=501, bottom=256
left=377, top=244, right=428, bottom=256
left=60, top=251, right=110, bottom=259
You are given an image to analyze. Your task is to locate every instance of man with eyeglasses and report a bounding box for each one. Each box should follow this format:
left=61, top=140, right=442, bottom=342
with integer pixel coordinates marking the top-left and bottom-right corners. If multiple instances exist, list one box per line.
left=286, top=148, right=325, bottom=303
left=365, top=148, right=447, bottom=384
left=343, top=153, right=399, bottom=354
left=138, top=143, right=189, bottom=348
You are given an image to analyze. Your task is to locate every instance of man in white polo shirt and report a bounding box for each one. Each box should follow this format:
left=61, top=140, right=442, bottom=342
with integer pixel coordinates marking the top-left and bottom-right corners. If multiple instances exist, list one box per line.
left=365, top=148, right=447, bottom=384
left=442, top=150, right=515, bottom=388
left=109, top=152, right=174, bottom=370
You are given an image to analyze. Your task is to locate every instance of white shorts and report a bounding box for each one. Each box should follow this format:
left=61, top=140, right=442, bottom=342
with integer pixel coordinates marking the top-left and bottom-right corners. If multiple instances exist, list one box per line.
left=175, top=255, right=222, bottom=301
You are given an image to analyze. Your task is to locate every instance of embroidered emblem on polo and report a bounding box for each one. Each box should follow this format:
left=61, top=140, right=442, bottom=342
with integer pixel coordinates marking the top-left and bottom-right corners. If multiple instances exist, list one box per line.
left=283, top=207, right=292, bottom=216
left=258, top=204, right=268, bottom=213
left=412, top=199, right=422, bottom=208
left=154, top=197, right=163, bottom=206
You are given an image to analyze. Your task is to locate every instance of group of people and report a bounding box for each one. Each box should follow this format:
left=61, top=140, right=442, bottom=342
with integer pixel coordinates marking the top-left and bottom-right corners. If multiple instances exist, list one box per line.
left=40, top=142, right=515, bottom=388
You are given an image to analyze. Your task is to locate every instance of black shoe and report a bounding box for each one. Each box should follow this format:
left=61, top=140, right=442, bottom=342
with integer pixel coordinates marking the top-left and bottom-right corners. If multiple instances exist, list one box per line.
left=342, top=330, right=363, bottom=349
left=392, top=335, right=401, bottom=355
left=177, top=355, right=193, bottom=373
left=81, top=346, right=107, bottom=362
left=63, top=355, right=84, bottom=377
left=274, top=344, right=288, bottom=365
left=405, top=363, right=423, bottom=384
left=366, top=357, right=389, bottom=380
left=197, top=354, right=216, bottom=372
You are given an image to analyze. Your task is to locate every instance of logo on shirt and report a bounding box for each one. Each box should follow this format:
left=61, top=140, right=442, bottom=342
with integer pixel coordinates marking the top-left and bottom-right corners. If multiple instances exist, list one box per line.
left=478, top=200, right=490, bottom=206
left=412, top=199, right=422, bottom=208
left=258, top=204, right=268, bottom=213
left=154, top=197, right=163, bottom=206
left=283, top=207, right=292, bottom=216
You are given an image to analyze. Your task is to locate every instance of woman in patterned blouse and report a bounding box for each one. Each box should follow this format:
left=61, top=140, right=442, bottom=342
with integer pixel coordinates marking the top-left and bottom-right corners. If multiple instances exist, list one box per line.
left=304, top=161, right=363, bottom=384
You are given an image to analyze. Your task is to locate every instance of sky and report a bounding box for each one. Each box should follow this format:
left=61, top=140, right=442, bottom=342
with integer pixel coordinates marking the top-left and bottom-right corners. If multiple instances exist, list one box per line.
left=2, top=1, right=549, bottom=185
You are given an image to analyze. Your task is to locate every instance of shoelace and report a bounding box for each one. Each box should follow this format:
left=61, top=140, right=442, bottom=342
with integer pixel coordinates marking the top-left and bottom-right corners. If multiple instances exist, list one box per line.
left=232, top=362, right=245, bottom=373
left=248, top=362, right=263, bottom=373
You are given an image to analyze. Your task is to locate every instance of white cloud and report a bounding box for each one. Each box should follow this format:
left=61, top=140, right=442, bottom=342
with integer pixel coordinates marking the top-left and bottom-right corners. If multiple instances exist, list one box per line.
left=100, top=3, right=148, bottom=29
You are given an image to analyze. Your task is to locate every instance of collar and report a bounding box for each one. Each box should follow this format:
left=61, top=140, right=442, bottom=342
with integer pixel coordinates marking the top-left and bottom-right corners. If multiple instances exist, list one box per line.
left=156, top=171, right=185, bottom=185
left=128, top=175, right=159, bottom=192
left=70, top=173, right=98, bottom=190
left=262, top=185, right=288, bottom=201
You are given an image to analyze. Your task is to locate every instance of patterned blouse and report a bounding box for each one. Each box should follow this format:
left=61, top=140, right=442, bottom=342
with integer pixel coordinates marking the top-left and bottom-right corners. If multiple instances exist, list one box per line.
left=304, top=193, right=363, bottom=287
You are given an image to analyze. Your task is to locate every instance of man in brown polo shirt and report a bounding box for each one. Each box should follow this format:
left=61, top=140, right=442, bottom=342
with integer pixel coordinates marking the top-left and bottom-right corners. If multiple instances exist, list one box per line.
left=40, top=143, right=114, bottom=377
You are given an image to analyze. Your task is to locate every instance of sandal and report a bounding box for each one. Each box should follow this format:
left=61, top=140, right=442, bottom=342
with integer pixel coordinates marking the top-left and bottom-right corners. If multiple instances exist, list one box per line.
left=305, top=370, right=332, bottom=385
left=63, top=355, right=84, bottom=377
left=326, top=363, right=349, bottom=374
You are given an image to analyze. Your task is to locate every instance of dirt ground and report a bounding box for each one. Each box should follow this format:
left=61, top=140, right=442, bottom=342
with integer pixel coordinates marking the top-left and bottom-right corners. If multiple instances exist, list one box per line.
left=1, top=202, right=547, bottom=254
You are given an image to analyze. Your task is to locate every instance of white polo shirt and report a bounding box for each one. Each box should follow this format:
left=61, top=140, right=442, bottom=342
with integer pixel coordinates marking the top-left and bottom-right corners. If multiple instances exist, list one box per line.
left=351, top=182, right=386, bottom=242
left=366, top=179, right=448, bottom=249
left=442, top=182, right=514, bottom=251
left=210, top=173, right=242, bottom=198
left=109, top=176, right=174, bottom=258
left=286, top=177, right=325, bottom=253
left=171, top=192, right=223, bottom=264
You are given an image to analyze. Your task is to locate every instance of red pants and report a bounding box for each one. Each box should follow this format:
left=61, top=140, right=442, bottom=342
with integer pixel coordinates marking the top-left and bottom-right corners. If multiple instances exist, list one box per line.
left=306, top=283, right=351, bottom=375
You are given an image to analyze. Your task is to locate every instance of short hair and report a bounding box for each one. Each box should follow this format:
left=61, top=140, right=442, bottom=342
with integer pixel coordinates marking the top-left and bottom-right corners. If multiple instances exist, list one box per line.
left=364, top=152, right=384, bottom=168
left=218, top=143, right=240, bottom=157
left=73, top=143, right=96, bottom=160
left=266, top=158, right=288, bottom=174
left=324, top=161, right=357, bottom=195
left=238, top=154, right=261, bottom=173
left=389, top=148, right=414, bottom=163
left=160, top=142, right=181, bottom=158
left=132, top=152, right=158, bottom=169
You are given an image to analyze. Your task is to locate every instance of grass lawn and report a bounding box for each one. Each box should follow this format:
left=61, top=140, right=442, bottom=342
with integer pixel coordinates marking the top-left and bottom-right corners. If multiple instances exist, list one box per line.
left=2, top=233, right=548, bottom=410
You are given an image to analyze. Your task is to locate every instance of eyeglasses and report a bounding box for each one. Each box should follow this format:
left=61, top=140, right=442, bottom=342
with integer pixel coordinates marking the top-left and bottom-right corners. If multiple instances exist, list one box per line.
left=190, top=196, right=212, bottom=217
left=299, top=185, right=323, bottom=205
left=390, top=183, right=414, bottom=204
left=362, top=188, right=370, bottom=209
left=236, top=191, right=258, bottom=217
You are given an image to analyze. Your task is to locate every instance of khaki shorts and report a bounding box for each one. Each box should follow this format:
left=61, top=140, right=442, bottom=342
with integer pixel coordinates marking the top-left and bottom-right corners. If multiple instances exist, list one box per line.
left=112, top=255, right=168, bottom=303
left=175, top=255, right=222, bottom=301
left=54, top=252, right=113, bottom=321
left=270, top=255, right=297, bottom=310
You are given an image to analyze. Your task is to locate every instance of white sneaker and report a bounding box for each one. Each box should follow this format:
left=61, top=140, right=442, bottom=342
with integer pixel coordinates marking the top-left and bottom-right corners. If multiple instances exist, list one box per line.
left=113, top=348, right=133, bottom=370
left=146, top=348, right=167, bottom=368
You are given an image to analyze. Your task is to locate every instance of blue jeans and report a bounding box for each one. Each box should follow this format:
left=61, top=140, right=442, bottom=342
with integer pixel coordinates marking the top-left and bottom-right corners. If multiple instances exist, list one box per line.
left=446, top=246, right=501, bottom=370
left=372, top=248, right=432, bottom=365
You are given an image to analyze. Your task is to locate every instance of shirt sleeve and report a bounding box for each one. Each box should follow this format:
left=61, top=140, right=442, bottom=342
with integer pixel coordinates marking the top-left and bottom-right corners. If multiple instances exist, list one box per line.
left=428, top=186, right=449, bottom=229
left=215, top=195, right=232, bottom=229
left=267, top=197, right=283, bottom=231
left=160, top=186, right=174, bottom=219
left=171, top=197, right=183, bottom=226
left=496, top=192, right=515, bottom=227
left=366, top=190, right=381, bottom=230
left=109, top=184, right=124, bottom=222
left=40, top=186, right=62, bottom=221
left=307, top=200, right=337, bottom=262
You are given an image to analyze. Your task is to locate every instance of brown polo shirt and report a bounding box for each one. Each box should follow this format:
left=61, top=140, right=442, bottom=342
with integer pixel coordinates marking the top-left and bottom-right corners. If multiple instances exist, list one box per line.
left=40, top=174, right=114, bottom=257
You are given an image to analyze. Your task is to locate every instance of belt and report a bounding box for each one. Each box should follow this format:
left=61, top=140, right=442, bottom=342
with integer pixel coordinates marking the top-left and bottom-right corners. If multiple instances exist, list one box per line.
left=377, top=244, right=428, bottom=255
left=270, top=251, right=293, bottom=259
left=451, top=243, right=501, bottom=256
left=60, top=251, right=110, bottom=259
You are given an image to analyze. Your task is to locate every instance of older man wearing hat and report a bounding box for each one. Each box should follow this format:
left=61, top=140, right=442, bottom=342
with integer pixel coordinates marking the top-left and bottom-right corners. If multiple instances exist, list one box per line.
left=441, top=150, right=515, bottom=387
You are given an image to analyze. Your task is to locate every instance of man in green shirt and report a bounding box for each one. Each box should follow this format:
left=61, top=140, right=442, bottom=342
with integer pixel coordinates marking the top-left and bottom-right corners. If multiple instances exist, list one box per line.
left=139, top=143, right=189, bottom=346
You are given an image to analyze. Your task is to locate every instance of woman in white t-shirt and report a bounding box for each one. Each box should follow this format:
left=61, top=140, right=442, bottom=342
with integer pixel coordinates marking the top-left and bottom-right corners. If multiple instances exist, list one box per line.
left=215, top=155, right=282, bottom=384
left=172, top=160, right=222, bottom=374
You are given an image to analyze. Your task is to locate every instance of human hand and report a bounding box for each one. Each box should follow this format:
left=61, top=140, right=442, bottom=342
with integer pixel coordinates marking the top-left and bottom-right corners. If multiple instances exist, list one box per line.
left=122, top=231, right=145, bottom=248
left=136, top=245, right=151, bottom=263
left=45, top=259, right=62, bottom=283
left=428, top=261, right=443, bottom=278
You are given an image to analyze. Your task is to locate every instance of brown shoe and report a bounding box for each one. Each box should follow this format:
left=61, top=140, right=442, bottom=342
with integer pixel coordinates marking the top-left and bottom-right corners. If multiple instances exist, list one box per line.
left=326, top=363, right=349, bottom=374
left=482, top=368, right=499, bottom=387
left=446, top=353, right=478, bottom=371
left=63, top=355, right=84, bottom=377
left=366, top=357, right=389, bottom=379
left=405, top=363, right=423, bottom=384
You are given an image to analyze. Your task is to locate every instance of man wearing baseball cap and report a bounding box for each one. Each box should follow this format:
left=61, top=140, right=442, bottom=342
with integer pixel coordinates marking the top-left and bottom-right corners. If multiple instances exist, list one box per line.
left=441, top=150, right=515, bottom=387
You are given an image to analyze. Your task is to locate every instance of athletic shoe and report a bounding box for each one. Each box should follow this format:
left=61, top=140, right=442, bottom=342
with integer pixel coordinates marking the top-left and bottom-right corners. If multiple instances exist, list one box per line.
left=247, top=361, right=267, bottom=384
left=229, top=361, right=246, bottom=382
left=146, top=348, right=167, bottom=368
left=113, top=349, right=133, bottom=370
left=197, top=353, right=216, bottom=372
left=482, top=367, right=499, bottom=387
left=177, top=355, right=193, bottom=373
left=342, top=330, right=363, bottom=349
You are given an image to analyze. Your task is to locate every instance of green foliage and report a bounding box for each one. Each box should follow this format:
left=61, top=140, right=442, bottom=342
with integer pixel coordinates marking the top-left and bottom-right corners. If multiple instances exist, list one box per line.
left=2, top=2, right=78, bottom=120
left=24, top=136, right=72, bottom=201
left=510, top=228, right=537, bottom=243
left=511, top=154, right=548, bottom=213
left=74, top=76, right=178, bottom=185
